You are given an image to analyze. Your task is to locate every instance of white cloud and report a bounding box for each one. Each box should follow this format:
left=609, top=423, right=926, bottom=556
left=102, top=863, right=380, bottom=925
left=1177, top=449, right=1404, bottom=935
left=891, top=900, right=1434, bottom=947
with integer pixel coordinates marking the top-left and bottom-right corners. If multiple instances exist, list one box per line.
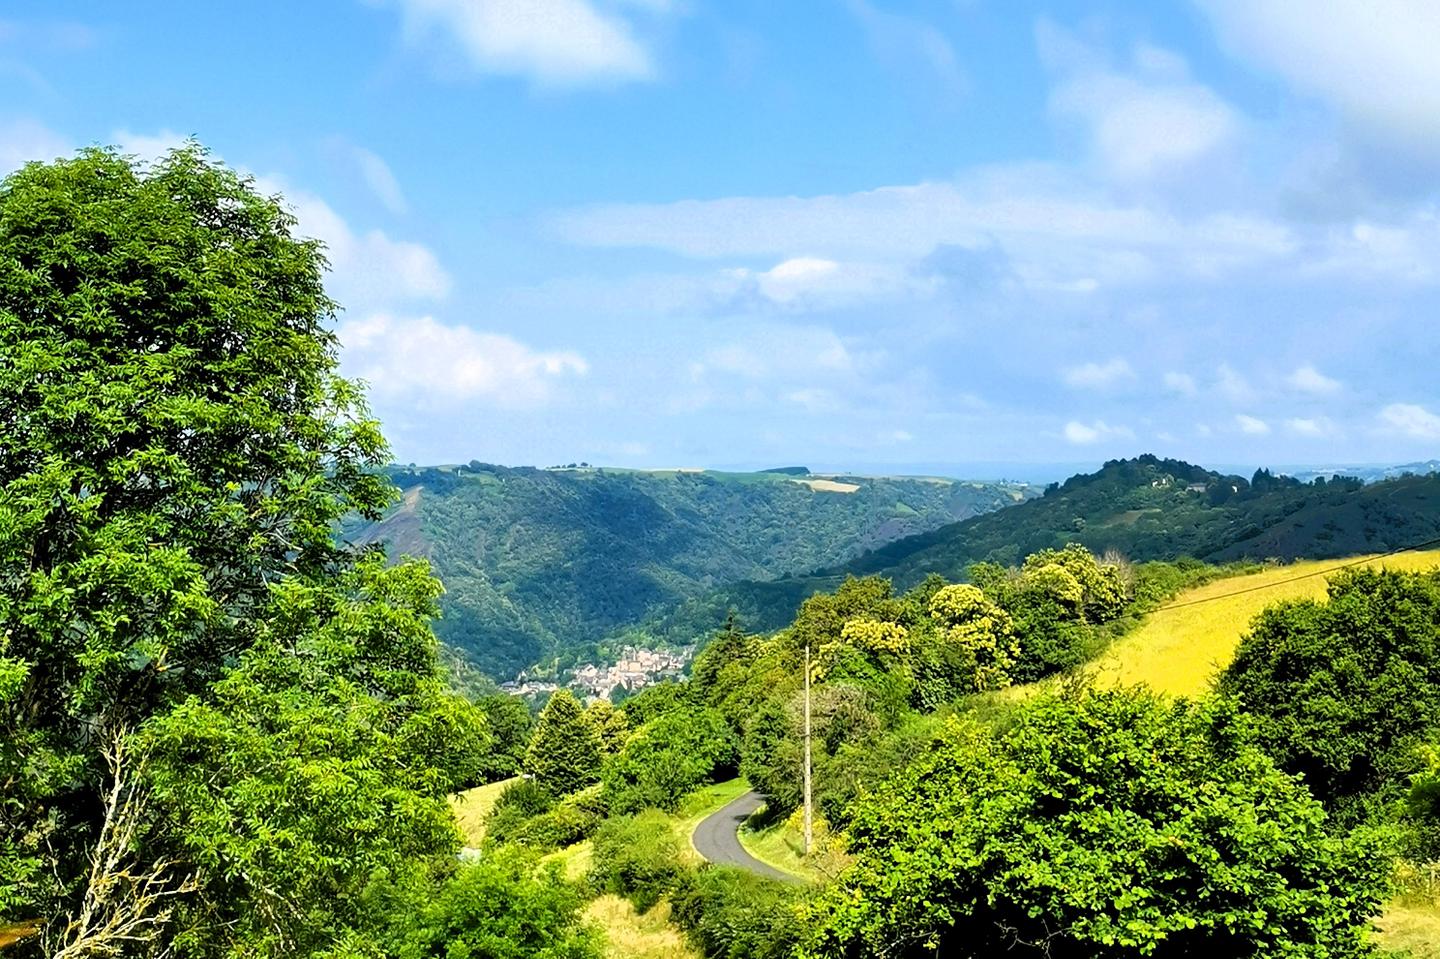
left=1378, top=402, right=1440, bottom=440
left=1235, top=413, right=1271, bottom=435
left=113, top=128, right=188, bottom=167
left=1163, top=371, right=1198, bottom=396
left=1062, top=357, right=1135, bottom=389
left=1041, top=21, right=1239, bottom=181
left=1063, top=419, right=1135, bottom=445
left=388, top=0, right=659, bottom=87
left=257, top=176, right=451, bottom=305
left=1215, top=363, right=1254, bottom=403
left=553, top=171, right=1296, bottom=289
left=352, top=146, right=408, bottom=215
left=0, top=118, right=68, bottom=173
left=339, top=313, right=586, bottom=405
left=1198, top=0, right=1440, bottom=153
left=1287, top=363, right=1341, bottom=394
left=1286, top=416, right=1335, bottom=437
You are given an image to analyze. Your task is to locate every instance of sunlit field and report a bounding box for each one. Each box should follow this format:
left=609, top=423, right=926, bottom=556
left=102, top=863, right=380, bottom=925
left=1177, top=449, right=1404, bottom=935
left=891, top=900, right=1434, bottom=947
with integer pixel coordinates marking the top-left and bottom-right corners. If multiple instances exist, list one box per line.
left=449, top=776, right=516, bottom=848
left=1087, top=549, right=1440, bottom=697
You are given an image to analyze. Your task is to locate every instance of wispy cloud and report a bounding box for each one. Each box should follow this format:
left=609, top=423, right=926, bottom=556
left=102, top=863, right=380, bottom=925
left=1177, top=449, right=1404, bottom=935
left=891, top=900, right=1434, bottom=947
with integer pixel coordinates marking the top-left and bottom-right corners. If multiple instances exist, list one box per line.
left=1378, top=402, right=1440, bottom=440
left=1287, top=363, right=1342, bottom=394
left=1235, top=413, right=1270, bottom=435
left=1063, top=357, right=1135, bottom=389
left=1063, top=419, right=1135, bottom=444
left=352, top=145, right=408, bottom=215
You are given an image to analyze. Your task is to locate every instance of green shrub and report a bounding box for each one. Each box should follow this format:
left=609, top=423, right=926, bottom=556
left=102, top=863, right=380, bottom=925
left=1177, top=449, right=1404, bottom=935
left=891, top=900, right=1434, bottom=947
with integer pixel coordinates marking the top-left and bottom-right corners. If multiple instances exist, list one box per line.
left=1220, top=567, right=1440, bottom=821
left=587, top=810, right=686, bottom=913
left=390, top=852, right=603, bottom=959
left=801, top=687, right=1392, bottom=958
left=507, top=802, right=601, bottom=852
left=486, top=778, right=557, bottom=844
left=671, top=865, right=806, bottom=959
left=602, top=708, right=739, bottom=815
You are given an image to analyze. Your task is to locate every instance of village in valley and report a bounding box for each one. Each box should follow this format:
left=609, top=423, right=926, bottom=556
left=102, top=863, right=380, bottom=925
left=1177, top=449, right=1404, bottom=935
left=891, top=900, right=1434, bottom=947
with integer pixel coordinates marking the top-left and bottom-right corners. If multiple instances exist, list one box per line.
left=500, top=645, right=694, bottom=703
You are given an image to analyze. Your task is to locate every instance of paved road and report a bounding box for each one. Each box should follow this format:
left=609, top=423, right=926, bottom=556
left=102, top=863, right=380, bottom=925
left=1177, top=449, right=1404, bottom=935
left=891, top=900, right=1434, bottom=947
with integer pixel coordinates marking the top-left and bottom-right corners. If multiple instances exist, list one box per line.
left=691, top=790, right=802, bottom=883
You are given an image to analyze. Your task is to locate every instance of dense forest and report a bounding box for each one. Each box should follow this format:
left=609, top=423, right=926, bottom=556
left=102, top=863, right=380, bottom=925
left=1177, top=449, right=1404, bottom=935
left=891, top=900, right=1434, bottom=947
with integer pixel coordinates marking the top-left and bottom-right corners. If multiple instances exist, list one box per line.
left=650, top=455, right=1440, bottom=642
left=344, top=464, right=1033, bottom=678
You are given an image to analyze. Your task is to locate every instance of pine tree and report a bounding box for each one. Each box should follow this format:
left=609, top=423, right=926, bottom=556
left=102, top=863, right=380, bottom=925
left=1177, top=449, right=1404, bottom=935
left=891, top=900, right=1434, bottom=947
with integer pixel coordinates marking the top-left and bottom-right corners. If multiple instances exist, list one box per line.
left=526, top=690, right=603, bottom=795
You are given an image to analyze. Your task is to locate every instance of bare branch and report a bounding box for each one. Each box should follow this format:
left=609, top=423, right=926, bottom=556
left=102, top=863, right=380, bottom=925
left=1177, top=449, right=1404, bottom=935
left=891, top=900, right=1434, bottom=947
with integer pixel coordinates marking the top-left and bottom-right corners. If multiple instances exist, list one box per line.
left=45, top=729, right=197, bottom=959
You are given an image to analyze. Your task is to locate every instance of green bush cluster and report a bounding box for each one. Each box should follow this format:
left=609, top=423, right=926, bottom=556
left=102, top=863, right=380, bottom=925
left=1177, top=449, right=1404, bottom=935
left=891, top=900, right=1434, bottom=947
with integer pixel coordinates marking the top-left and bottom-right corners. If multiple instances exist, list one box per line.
left=670, top=866, right=808, bottom=959
left=587, top=810, right=687, bottom=913
left=602, top=708, right=739, bottom=815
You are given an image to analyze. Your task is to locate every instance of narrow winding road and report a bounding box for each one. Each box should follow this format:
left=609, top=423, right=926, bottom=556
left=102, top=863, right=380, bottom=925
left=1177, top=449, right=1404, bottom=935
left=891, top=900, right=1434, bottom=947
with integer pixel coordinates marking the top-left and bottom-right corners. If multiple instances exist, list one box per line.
left=691, top=790, right=802, bottom=883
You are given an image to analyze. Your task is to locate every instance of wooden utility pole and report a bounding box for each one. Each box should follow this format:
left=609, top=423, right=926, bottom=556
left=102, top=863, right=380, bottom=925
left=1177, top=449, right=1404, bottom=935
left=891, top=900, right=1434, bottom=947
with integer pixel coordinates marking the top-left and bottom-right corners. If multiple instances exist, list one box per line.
left=803, top=643, right=813, bottom=857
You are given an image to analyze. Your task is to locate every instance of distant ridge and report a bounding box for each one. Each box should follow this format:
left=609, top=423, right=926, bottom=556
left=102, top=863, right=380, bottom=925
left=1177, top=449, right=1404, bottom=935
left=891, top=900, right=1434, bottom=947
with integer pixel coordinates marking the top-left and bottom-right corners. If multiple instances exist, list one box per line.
left=346, top=463, right=1034, bottom=679
left=641, top=455, right=1440, bottom=642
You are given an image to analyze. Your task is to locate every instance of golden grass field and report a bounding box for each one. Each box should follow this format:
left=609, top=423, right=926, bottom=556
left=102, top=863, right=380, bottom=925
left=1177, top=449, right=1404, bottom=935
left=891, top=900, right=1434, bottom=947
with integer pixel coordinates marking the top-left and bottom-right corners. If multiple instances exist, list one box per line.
left=448, top=776, right=515, bottom=848
left=1087, top=548, right=1440, bottom=698
left=583, top=895, right=702, bottom=959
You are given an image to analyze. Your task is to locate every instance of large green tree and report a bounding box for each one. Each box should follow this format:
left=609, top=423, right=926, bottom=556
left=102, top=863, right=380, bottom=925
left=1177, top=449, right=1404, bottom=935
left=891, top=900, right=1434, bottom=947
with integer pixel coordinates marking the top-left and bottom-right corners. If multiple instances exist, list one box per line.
left=800, top=688, right=1390, bottom=958
left=1219, top=568, right=1440, bottom=820
left=0, top=146, right=487, bottom=956
left=526, top=690, right=603, bottom=796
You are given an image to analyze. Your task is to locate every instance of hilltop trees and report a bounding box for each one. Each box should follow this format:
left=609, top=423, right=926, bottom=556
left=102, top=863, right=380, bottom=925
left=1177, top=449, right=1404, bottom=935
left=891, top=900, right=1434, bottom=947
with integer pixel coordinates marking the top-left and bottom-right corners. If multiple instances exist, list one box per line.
left=0, top=146, right=495, bottom=957
left=527, top=690, right=603, bottom=795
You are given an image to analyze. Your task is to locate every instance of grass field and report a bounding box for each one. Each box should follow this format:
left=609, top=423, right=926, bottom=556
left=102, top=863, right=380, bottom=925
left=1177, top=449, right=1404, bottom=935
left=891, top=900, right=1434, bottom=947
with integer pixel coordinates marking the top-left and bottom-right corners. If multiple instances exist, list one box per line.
left=583, top=895, right=702, bottom=959
left=737, top=813, right=848, bottom=884
left=449, top=777, right=515, bottom=848
left=1084, top=549, right=1440, bottom=698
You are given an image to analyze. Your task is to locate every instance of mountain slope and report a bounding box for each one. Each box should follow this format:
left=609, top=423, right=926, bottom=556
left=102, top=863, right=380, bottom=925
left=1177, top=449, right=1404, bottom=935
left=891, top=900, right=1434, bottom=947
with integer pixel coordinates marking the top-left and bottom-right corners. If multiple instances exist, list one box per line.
left=347, top=464, right=1033, bottom=678
left=650, top=455, right=1440, bottom=640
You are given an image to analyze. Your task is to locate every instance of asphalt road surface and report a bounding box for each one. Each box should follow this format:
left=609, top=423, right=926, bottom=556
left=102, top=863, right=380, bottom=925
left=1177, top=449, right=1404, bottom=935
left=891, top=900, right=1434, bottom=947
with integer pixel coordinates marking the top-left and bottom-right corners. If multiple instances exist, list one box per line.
left=691, top=790, right=802, bottom=883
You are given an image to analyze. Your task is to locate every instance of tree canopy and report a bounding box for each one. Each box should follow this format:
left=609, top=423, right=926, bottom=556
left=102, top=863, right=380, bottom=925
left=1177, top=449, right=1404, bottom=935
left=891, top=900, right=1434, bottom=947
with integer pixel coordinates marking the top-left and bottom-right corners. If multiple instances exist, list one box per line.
left=800, top=688, right=1391, bottom=958
left=0, top=146, right=492, bottom=957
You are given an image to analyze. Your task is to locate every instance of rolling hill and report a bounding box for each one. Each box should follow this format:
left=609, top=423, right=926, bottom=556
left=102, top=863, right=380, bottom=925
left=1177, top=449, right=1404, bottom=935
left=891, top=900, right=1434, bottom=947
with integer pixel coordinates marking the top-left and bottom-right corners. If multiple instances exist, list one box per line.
left=346, top=463, right=1034, bottom=678
left=646, top=455, right=1440, bottom=641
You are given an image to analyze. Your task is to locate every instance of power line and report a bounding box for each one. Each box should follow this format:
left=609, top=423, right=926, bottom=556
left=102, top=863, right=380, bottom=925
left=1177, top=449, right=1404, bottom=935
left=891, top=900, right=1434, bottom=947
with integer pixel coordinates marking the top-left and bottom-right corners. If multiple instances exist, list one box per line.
left=1156, top=535, right=1440, bottom=612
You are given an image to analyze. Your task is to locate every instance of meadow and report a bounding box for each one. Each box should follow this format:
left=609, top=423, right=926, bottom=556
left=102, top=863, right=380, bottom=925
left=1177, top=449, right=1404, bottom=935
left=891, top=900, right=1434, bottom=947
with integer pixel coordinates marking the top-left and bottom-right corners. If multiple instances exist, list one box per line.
left=1087, top=548, right=1440, bottom=697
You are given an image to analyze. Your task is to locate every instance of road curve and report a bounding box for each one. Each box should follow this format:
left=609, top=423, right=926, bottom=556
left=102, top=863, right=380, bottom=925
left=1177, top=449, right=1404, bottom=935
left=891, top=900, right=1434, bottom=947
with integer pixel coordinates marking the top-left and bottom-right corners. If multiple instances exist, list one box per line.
left=691, top=790, right=803, bottom=884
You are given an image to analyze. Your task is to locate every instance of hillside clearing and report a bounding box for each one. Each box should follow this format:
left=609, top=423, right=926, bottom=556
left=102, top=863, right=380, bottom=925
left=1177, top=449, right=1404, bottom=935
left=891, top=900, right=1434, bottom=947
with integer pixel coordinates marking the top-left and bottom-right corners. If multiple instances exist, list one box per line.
left=449, top=777, right=515, bottom=848
left=791, top=478, right=862, bottom=493
left=1085, top=549, right=1440, bottom=698
left=584, top=895, right=702, bottom=959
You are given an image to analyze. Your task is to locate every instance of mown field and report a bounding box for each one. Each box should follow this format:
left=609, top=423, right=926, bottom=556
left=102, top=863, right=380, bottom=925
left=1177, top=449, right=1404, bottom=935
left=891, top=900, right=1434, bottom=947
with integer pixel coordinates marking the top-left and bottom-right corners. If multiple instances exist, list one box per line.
left=1087, top=548, right=1440, bottom=697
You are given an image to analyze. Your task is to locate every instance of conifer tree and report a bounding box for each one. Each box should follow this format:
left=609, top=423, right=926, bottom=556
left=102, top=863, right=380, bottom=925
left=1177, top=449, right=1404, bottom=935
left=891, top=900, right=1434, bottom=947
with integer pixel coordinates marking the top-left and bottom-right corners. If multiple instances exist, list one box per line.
left=526, top=690, right=602, bottom=795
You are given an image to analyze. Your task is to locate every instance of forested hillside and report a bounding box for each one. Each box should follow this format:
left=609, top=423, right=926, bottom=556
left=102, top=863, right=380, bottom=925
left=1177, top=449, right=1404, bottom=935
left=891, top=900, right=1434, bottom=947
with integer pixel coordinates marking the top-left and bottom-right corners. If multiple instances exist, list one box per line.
left=652, top=455, right=1440, bottom=640
left=345, top=464, right=1033, bottom=678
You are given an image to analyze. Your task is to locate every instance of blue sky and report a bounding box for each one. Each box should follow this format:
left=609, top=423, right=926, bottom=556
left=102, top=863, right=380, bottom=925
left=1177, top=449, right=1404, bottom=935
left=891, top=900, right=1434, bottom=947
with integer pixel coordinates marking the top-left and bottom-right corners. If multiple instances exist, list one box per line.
left=4, top=2, right=1440, bottom=472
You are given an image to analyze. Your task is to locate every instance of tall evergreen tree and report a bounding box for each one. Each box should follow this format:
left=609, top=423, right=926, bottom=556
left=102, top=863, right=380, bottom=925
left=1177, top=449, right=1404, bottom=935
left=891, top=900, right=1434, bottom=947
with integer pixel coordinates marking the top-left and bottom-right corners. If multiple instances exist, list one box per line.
left=526, top=690, right=602, bottom=795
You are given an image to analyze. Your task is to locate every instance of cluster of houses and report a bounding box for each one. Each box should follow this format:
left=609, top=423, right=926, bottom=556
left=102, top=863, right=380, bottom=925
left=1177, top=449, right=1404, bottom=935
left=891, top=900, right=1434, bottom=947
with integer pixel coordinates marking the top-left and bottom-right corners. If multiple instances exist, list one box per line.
left=499, top=645, right=693, bottom=703
left=569, top=645, right=692, bottom=701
